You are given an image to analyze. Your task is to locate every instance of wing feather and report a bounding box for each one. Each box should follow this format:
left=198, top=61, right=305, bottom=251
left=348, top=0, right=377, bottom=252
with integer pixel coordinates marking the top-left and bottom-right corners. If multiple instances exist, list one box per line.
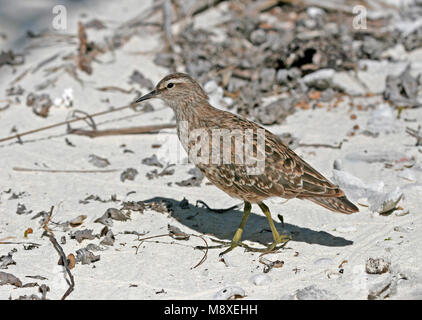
left=196, top=109, right=344, bottom=201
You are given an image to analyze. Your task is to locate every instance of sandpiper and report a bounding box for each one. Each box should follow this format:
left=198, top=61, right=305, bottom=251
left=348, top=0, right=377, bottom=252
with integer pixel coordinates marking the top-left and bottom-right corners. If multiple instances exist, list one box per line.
left=136, top=73, right=358, bottom=255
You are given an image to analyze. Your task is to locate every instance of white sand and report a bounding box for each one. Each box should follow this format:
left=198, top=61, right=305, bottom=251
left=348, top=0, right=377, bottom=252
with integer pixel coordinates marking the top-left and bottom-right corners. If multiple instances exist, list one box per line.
left=1, top=0, right=422, bottom=300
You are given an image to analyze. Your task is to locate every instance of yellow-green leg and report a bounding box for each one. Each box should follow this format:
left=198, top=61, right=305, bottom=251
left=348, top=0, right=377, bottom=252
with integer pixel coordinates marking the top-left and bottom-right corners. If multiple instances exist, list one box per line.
left=218, top=201, right=252, bottom=256
left=258, top=202, right=291, bottom=251
left=194, top=201, right=290, bottom=254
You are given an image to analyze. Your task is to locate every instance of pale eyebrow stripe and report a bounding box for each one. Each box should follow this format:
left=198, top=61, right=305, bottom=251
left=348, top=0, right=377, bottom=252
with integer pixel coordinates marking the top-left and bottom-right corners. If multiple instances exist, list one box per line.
left=166, top=78, right=187, bottom=84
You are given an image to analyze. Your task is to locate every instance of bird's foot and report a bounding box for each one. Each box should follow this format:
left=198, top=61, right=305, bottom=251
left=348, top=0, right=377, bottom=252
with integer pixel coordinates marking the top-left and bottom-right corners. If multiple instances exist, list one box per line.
left=195, top=238, right=251, bottom=255
left=195, top=235, right=290, bottom=254
left=243, top=234, right=291, bottom=253
left=275, top=233, right=291, bottom=245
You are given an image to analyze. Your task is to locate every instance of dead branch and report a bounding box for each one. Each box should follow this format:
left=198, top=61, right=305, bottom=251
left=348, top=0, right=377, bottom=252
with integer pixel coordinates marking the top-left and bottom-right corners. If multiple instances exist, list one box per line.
left=298, top=142, right=343, bottom=149
left=183, top=0, right=228, bottom=18
left=163, top=0, right=176, bottom=52
left=10, top=68, right=30, bottom=85
left=0, top=241, right=41, bottom=246
left=77, top=22, right=93, bottom=74
left=117, top=1, right=164, bottom=30
left=0, top=103, right=136, bottom=143
left=13, top=167, right=119, bottom=173
left=42, top=206, right=74, bottom=300
left=195, top=200, right=242, bottom=213
left=135, top=233, right=208, bottom=269
left=69, top=123, right=176, bottom=137
left=190, top=234, right=208, bottom=269
left=406, top=127, right=422, bottom=146
left=96, top=86, right=136, bottom=94
left=32, top=53, right=61, bottom=74
left=247, top=0, right=391, bottom=16
left=259, top=251, right=285, bottom=273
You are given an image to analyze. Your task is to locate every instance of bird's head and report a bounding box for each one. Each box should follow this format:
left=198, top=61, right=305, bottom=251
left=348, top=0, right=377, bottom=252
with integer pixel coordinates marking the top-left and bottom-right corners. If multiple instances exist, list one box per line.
left=135, top=73, right=208, bottom=109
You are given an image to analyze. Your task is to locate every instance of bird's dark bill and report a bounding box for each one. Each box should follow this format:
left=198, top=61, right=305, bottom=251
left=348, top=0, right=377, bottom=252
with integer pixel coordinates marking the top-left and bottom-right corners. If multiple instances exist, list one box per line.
left=135, top=90, right=156, bottom=103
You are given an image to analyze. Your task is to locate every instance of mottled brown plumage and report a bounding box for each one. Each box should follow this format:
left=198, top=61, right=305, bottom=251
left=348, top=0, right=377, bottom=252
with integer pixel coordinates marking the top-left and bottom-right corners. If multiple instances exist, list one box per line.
left=136, top=73, right=358, bottom=254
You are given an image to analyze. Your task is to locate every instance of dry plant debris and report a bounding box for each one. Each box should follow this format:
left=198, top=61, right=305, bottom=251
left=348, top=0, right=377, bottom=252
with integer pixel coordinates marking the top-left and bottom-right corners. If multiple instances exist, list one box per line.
left=1, top=0, right=422, bottom=301
left=41, top=206, right=75, bottom=300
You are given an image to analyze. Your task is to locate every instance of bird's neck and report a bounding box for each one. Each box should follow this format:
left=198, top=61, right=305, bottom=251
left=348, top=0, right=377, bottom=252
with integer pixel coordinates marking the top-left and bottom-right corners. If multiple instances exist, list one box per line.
left=172, top=98, right=214, bottom=127
left=171, top=98, right=215, bottom=153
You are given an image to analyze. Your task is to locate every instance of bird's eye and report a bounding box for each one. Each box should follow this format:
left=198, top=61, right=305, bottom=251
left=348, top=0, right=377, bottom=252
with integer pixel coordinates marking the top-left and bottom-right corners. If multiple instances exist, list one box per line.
left=167, top=83, right=174, bottom=89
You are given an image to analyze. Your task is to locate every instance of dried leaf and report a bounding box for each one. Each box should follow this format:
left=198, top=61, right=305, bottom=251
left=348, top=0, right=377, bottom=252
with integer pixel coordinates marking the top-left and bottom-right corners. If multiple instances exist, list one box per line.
left=69, top=215, right=87, bottom=227
left=24, top=228, right=33, bottom=238
left=0, top=271, right=22, bottom=287
left=168, top=224, right=190, bottom=240
left=70, top=229, right=96, bottom=243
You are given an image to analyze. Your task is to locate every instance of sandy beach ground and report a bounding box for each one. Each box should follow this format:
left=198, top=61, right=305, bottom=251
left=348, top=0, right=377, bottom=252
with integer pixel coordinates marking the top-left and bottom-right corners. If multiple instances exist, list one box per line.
left=1, top=0, right=422, bottom=300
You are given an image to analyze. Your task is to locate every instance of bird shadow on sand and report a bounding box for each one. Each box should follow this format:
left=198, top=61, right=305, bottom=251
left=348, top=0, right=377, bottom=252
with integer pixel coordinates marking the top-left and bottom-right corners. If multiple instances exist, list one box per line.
left=144, top=197, right=353, bottom=247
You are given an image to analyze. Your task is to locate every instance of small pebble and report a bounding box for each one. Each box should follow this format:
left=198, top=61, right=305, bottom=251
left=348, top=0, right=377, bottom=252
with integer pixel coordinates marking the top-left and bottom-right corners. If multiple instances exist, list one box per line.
left=333, top=159, right=343, bottom=170
left=276, top=69, right=289, bottom=84
left=220, top=254, right=236, bottom=267
left=307, top=6, right=325, bottom=18
left=325, top=269, right=342, bottom=279
left=393, top=226, right=409, bottom=233
left=365, top=257, right=390, bottom=274
left=395, top=209, right=409, bottom=216
left=286, top=285, right=338, bottom=300
left=250, top=29, right=267, bottom=45
left=213, top=286, right=245, bottom=300
left=249, top=274, right=272, bottom=286
left=88, top=154, right=110, bottom=168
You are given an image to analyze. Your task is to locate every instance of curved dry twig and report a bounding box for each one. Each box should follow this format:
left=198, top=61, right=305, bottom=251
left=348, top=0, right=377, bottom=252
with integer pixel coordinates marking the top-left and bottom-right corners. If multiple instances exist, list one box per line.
left=134, top=232, right=208, bottom=269
left=258, top=250, right=285, bottom=273
left=189, top=234, right=208, bottom=269
left=67, top=109, right=98, bottom=131
left=42, top=206, right=75, bottom=300
left=13, top=167, right=118, bottom=173
left=195, top=200, right=242, bottom=214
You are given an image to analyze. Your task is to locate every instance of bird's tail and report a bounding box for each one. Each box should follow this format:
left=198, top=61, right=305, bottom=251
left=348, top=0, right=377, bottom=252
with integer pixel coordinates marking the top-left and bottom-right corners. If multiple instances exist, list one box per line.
left=307, top=196, right=359, bottom=214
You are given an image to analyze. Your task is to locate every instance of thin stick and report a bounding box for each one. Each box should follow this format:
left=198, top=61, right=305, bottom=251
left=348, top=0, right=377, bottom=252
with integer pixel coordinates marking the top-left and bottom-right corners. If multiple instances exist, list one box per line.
left=406, top=126, right=422, bottom=146
left=32, top=52, right=61, bottom=74
left=195, top=200, right=242, bottom=214
left=10, top=68, right=30, bottom=85
left=163, top=0, right=176, bottom=52
left=258, top=251, right=285, bottom=273
left=190, top=234, right=208, bottom=269
left=298, top=142, right=343, bottom=149
left=135, top=233, right=208, bottom=269
left=96, top=86, right=136, bottom=94
left=0, top=103, right=137, bottom=143
left=69, top=123, right=176, bottom=137
left=182, top=0, right=227, bottom=19
left=117, top=0, right=163, bottom=30
left=13, top=167, right=119, bottom=173
left=42, top=206, right=75, bottom=300
left=0, top=241, right=41, bottom=246
left=135, top=234, right=170, bottom=254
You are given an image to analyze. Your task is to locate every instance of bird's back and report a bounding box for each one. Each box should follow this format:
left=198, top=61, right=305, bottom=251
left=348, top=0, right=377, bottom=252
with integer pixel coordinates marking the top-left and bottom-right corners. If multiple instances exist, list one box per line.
left=177, top=103, right=358, bottom=214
